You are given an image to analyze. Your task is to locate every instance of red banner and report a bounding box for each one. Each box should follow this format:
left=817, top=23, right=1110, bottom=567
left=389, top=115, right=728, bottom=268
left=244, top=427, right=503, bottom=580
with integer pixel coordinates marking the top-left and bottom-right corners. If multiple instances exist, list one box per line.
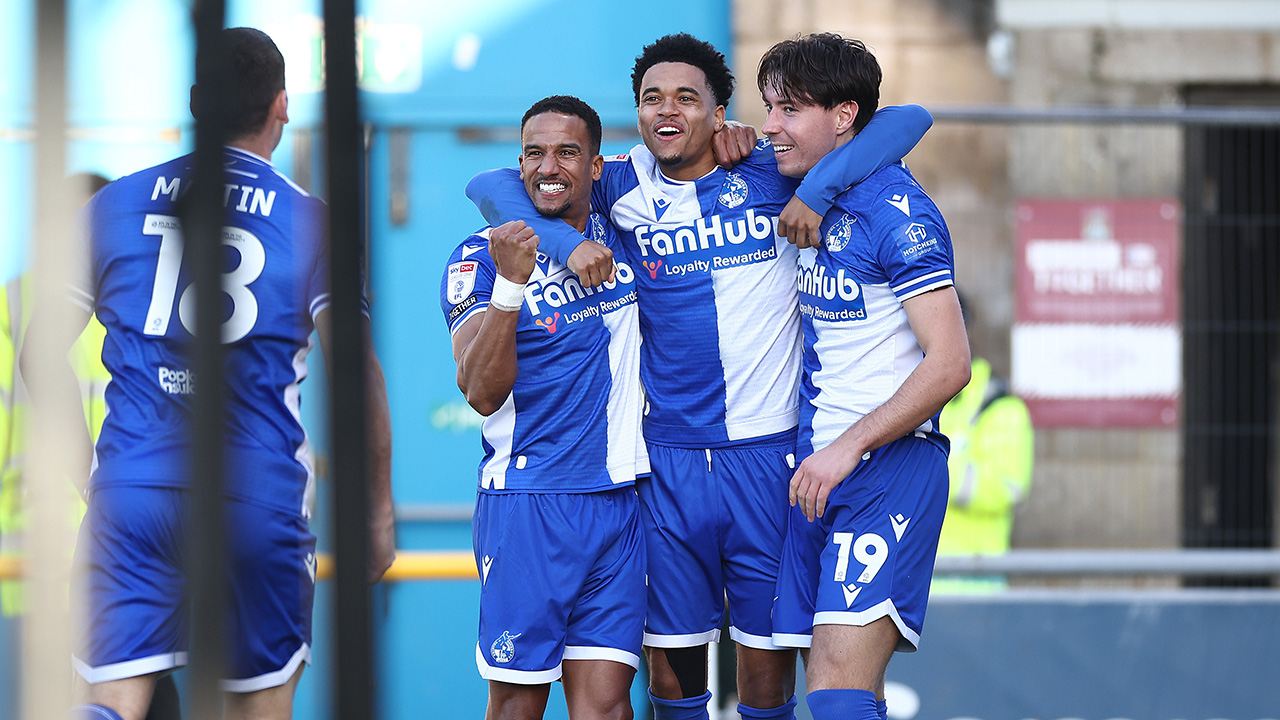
left=1012, top=199, right=1181, bottom=428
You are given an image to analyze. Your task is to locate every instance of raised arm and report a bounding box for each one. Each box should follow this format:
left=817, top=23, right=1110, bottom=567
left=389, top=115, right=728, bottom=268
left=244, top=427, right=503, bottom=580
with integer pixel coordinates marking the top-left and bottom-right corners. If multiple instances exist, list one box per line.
left=450, top=221, right=538, bottom=416
left=780, top=104, right=933, bottom=247
left=465, top=169, right=614, bottom=287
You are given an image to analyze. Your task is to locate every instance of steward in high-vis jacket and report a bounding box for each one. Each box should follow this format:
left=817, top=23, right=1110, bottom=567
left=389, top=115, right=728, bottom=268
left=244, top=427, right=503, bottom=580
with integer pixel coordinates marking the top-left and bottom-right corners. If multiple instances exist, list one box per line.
left=933, top=357, right=1034, bottom=593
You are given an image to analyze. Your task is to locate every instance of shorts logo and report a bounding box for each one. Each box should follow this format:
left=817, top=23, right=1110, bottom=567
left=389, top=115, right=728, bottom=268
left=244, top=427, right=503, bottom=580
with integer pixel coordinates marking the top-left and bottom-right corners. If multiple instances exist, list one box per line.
left=491, top=631, right=522, bottom=664
left=481, top=555, right=493, bottom=583
left=824, top=215, right=856, bottom=253
left=304, top=552, right=317, bottom=583
left=842, top=583, right=862, bottom=609
left=534, top=311, right=561, bottom=333
left=718, top=172, right=748, bottom=208
left=448, top=261, right=479, bottom=304
left=642, top=260, right=663, bottom=279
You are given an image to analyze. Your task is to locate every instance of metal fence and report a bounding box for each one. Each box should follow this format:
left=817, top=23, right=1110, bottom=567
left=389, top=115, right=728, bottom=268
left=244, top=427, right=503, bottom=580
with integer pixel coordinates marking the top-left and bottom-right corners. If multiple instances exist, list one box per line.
left=908, top=104, right=1280, bottom=586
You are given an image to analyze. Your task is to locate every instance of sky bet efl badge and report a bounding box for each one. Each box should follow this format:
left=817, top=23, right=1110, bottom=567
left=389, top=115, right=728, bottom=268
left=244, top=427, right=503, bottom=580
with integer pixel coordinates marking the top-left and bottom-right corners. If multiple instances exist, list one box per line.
left=447, top=260, right=478, bottom=304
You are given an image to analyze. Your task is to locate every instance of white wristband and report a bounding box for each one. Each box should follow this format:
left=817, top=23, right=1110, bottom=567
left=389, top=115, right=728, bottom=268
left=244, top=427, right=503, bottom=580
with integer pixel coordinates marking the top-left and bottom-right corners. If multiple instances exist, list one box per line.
left=489, top=274, right=527, bottom=312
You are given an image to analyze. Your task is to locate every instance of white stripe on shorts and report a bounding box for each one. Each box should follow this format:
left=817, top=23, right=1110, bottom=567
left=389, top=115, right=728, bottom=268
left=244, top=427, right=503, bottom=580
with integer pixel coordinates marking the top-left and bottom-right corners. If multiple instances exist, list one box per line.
left=814, top=599, right=921, bottom=651
left=73, top=652, right=189, bottom=684
left=770, top=632, right=813, bottom=649
left=220, top=643, right=312, bottom=693
left=728, top=625, right=788, bottom=651
left=475, top=644, right=562, bottom=685
left=642, top=628, right=720, bottom=648
left=563, top=645, right=641, bottom=669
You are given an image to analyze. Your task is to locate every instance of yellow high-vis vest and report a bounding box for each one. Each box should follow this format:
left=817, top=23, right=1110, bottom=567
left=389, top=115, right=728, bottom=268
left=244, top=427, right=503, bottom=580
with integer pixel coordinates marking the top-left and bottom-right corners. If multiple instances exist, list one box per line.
left=0, top=275, right=106, bottom=615
left=933, top=357, right=1034, bottom=593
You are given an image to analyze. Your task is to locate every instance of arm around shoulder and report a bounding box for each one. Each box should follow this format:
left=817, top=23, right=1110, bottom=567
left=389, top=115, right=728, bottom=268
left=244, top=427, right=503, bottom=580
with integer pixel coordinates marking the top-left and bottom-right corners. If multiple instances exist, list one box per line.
left=465, top=168, right=612, bottom=285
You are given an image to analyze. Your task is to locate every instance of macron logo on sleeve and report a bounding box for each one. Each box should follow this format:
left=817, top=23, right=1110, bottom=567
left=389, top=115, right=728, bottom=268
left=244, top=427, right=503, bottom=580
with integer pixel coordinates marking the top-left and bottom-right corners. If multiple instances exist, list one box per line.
left=886, top=194, right=911, bottom=216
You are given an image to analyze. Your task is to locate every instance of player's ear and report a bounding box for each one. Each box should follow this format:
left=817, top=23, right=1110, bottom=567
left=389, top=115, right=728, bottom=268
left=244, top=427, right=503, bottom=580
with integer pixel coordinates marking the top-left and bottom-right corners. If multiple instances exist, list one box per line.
left=591, top=153, right=603, bottom=182
left=273, top=89, right=289, bottom=125
left=714, top=104, right=726, bottom=130
left=836, top=100, right=858, bottom=136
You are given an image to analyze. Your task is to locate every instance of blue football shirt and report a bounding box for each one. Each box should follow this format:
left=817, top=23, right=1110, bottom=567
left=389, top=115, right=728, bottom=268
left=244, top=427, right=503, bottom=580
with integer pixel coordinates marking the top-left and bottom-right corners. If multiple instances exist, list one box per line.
left=466, top=106, right=934, bottom=450
left=70, top=147, right=340, bottom=517
left=798, top=163, right=955, bottom=460
left=440, top=213, right=646, bottom=493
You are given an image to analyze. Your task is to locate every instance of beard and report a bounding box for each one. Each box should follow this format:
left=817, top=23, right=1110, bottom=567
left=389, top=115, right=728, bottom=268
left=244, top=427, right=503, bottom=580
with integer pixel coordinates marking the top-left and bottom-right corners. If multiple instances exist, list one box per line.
left=533, top=196, right=572, bottom=219
left=654, top=151, right=685, bottom=167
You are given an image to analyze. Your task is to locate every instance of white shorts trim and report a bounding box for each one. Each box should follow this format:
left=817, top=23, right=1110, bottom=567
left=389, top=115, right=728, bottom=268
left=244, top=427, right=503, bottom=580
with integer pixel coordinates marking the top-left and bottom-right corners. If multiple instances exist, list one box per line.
left=814, top=599, right=921, bottom=651
left=771, top=632, right=813, bottom=649
left=642, top=628, right=719, bottom=648
left=73, top=652, right=188, bottom=684
left=476, top=644, right=562, bottom=685
left=220, top=643, right=311, bottom=693
left=563, top=645, right=641, bottom=669
left=728, top=626, right=788, bottom=651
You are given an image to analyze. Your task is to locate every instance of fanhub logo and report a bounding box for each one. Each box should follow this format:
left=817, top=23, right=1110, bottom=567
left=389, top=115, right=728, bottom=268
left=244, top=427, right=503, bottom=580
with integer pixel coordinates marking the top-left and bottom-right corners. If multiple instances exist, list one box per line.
left=633, top=209, right=776, bottom=258
left=798, top=264, right=862, bottom=302
left=525, top=261, right=637, bottom=316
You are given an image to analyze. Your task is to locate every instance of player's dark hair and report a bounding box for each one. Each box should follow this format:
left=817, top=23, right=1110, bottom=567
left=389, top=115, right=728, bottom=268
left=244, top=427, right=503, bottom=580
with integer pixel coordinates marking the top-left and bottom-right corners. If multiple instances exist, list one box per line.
left=631, top=33, right=734, bottom=108
left=757, top=33, right=881, bottom=133
left=521, top=95, right=603, bottom=155
left=193, top=27, right=286, bottom=139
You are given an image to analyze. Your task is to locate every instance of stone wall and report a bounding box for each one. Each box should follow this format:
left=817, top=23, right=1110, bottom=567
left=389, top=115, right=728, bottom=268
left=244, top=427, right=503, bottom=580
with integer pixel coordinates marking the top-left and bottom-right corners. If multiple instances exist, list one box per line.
left=727, top=0, right=1280, bottom=552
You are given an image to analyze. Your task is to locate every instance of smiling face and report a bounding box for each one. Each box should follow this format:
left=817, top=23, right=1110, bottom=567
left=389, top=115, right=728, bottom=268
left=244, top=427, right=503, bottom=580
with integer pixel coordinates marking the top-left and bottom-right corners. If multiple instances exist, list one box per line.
left=636, top=62, right=724, bottom=181
left=760, top=82, right=857, bottom=178
left=518, top=112, right=603, bottom=233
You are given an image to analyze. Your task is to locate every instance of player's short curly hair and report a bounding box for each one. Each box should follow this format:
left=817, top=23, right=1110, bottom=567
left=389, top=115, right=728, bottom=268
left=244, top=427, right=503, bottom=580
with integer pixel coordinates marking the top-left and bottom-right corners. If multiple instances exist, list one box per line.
left=631, top=33, right=735, bottom=108
left=193, top=28, right=286, bottom=140
left=757, top=33, right=881, bottom=133
left=521, top=95, right=603, bottom=155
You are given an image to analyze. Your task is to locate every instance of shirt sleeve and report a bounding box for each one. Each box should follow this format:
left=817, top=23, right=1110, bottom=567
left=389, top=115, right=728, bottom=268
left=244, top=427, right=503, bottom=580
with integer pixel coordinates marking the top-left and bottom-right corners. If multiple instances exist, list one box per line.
left=66, top=201, right=96, bottom=313
left=304, top=198, right=369, bottom=320
left=440, top=236, right=497, bottom=335
left=795, top=104, right=934, bottom=218
left=465, top=168, right=586, bottom=265
left=868, top=182, right=955, bottom=302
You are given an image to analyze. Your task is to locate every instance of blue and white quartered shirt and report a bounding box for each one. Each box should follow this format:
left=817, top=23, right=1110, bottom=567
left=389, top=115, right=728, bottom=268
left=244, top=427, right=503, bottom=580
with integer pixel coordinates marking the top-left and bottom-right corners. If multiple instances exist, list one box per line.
left=440, top=213, right=647, bottom=493
left=798, top=163, right=955, bottom=460
left=467, top=106, right=934, bottom=449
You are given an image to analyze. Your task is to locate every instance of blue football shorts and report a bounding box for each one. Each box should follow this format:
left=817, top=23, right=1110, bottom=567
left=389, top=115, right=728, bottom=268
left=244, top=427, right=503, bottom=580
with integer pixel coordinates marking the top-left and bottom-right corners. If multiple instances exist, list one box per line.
left=472, top=487, right=645, bottom=684
left=772, top=434, right=948, bottom=652
left=639, top=433, right=795, bottom=650
left=72, top=486, right=316, bottom=691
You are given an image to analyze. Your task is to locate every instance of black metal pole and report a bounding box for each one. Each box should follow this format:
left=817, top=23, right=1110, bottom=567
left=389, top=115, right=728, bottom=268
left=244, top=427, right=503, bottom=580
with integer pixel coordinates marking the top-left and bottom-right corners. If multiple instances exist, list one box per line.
left=322, top=1, right=374, bottom=718
left=181, top=2, right=228, bottom=717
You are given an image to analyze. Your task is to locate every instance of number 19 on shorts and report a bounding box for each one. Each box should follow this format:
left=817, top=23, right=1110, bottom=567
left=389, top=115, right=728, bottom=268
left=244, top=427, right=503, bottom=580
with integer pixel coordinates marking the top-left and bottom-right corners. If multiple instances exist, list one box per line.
left=832, top=531, right=888, bottom=584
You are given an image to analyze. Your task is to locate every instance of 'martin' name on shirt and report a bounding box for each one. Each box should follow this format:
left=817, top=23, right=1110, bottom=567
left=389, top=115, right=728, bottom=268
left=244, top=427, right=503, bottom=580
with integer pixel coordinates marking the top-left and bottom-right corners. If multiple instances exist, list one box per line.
left=151, top=176, right=277, bottom=218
